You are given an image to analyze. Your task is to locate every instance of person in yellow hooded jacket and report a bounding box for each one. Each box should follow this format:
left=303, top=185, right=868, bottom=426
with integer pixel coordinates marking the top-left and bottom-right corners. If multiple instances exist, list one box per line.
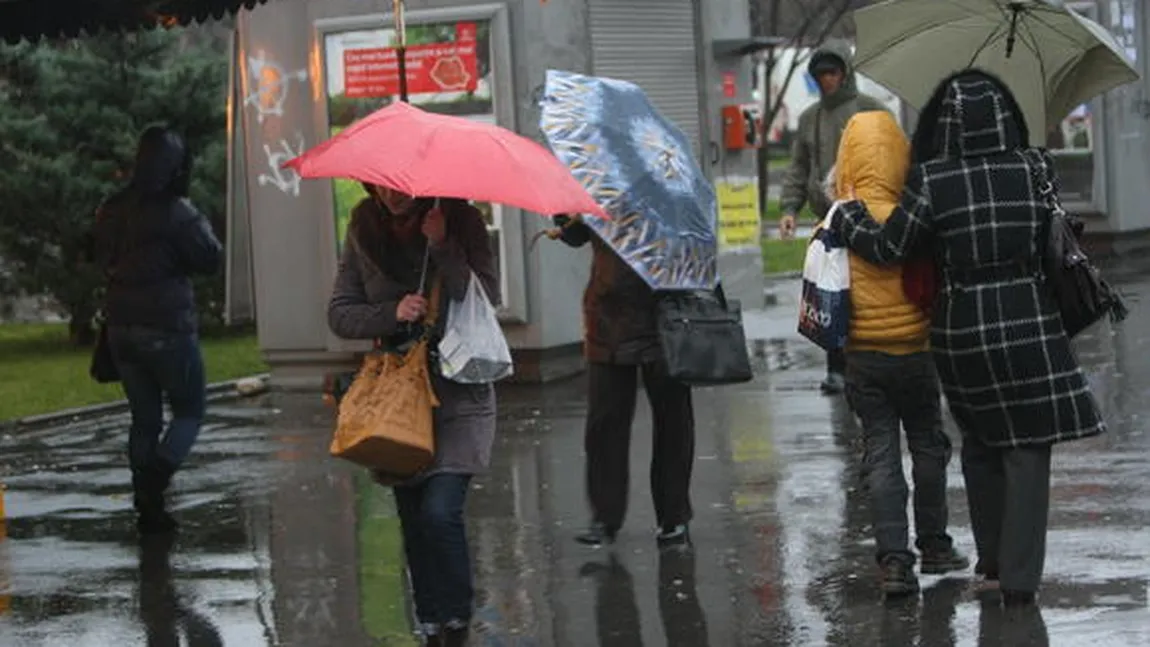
left=827, top=111, right=969, bottom=597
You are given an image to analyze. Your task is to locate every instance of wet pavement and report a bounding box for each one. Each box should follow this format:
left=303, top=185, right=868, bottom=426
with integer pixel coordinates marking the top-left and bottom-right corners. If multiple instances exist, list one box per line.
left=2, top=281, right=1150, bottom=646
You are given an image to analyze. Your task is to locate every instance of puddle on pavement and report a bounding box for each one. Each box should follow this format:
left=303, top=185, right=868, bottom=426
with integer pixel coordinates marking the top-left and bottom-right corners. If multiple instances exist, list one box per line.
left=0, top=306, right=1149, bottom=645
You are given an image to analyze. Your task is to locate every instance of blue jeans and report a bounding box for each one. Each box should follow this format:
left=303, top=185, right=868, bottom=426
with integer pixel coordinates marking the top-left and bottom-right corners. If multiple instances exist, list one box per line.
left=393, top=474, right=473, bottom=626
left=108, top=325, right=207, bottom=471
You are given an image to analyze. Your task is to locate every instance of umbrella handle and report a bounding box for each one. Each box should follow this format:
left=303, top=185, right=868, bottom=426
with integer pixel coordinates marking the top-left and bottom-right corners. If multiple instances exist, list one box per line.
left=417, top=243, right=430, bottom=295
left=1005, top=3, right=1023, bottom=58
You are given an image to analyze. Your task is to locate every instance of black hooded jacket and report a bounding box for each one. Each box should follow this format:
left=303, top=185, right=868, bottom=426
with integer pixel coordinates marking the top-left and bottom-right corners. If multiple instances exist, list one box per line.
left=91, top=128, right=222, bottom=333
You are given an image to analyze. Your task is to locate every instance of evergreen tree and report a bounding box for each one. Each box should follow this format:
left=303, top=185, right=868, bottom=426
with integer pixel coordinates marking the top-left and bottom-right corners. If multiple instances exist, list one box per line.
left=0, top=28, right=228, bottom=344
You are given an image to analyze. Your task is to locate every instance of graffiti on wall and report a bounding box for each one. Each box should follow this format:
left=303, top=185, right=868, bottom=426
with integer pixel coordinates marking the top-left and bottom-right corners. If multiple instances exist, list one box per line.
left=245, top=51, right=309, bottom=123
left=242, top=48, right=308, bottom=198
left=257, top=132, right=306, bottom=197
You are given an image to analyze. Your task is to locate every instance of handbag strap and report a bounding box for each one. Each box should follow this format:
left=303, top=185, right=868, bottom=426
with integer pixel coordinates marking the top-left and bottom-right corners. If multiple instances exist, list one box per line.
left=1022, top=149, right=1064, bottom=271
left=714, top=282, right=729, bottom=309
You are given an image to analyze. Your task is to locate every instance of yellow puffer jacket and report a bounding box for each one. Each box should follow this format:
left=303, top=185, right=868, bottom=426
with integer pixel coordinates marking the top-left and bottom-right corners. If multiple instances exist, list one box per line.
left=834, top=111, right=929, bottom=355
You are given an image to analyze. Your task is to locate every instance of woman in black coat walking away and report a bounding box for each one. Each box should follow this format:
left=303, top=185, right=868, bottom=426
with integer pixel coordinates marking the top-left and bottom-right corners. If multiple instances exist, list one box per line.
left=830, top=70, right=1106, bottom=606
left=90, top=127, right=223, bottom=534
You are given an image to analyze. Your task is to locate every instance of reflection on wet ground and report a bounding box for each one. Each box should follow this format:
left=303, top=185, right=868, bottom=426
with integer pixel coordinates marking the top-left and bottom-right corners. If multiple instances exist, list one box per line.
left=1, top=282, right=1149, bottom=646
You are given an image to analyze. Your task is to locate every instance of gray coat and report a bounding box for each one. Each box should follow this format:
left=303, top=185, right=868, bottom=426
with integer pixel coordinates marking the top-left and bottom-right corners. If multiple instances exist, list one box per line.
left=328, top=198, right=499, bottom=480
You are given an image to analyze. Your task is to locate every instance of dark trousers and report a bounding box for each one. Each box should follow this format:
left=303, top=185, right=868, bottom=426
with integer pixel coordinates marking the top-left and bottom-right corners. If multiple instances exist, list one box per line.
left=827, top=348, right=846, bottom=376
left=585, top=361, right=695, bottom=529
left=394, top=474, right=473, bottom=626
left=846, top=351, right=953, bottom=562
left=108, top=325, right=206, bottom=472
left=962, top=437, right=1052, bottom=593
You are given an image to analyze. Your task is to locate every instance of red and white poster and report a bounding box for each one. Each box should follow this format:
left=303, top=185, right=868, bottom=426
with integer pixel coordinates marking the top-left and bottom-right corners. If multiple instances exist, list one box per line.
left=343, top=22, right=480, bottom=98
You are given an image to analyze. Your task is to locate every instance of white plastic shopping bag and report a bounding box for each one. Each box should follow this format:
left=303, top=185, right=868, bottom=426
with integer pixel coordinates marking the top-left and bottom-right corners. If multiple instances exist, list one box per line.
left=438, top=273, right=514, bottom=384
left=797, top=202, right=851, bottom=351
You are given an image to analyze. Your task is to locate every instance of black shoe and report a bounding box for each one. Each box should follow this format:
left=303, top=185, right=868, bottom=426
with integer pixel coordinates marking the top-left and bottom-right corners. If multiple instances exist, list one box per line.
left=880, top=556, right=920, bottom=597
left=919, top=547, right=970, bottom=574
left=441, top=620, right=470, bottom=647
left=576, top=522, right=618, bottom=546
left=419, top=623, right=442, bottom=647
left=1002, top=589, right=1037, bottom=607
left=820, top=373, right=846, bottom=395
left=655, top=524, right=691, bottom=547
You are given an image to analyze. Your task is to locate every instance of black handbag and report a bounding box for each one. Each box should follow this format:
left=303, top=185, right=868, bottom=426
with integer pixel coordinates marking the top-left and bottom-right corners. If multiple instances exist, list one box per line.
left=1030, top=151, right=1128, bottom=338
left=655, top=284, right=754, bottom=386
left=90, top=319, right=119, bottom=384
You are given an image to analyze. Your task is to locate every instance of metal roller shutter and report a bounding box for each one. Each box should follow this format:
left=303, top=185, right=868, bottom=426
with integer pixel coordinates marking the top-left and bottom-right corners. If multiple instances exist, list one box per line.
left=588, top=0, right=704, bottom=159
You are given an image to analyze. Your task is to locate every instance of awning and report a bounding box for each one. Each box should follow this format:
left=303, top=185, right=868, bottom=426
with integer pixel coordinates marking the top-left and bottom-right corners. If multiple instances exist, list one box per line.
left=0, top=0, right=275, bottom=44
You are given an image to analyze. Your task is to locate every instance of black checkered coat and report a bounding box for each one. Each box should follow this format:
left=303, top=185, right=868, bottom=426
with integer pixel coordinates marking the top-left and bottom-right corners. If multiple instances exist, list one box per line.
left=834, top=71, right=1105, bottom=448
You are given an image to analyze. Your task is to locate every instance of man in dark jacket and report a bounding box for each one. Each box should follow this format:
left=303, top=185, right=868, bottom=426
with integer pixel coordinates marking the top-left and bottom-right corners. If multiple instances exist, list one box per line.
left=90, top=126, right=222, bottom=534
left=779, top=40, right=888, bottom=395
left=553, top=215, right=695, bottom=547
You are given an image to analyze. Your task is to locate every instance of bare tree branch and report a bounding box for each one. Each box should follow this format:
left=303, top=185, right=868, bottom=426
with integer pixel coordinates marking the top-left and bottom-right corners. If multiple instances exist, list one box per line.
left=751, top=0, right=859, bottom=227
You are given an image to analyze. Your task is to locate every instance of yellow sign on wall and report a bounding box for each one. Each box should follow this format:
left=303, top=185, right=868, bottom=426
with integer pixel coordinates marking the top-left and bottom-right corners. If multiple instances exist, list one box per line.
left=716, top=176, right=761, bottom=253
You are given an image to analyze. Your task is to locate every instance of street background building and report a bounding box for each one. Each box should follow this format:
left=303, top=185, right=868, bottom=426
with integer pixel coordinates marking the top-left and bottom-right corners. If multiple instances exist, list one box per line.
left=222, top=0, right=1150, bottom=389
left=225, top=0, right=766, bottom=387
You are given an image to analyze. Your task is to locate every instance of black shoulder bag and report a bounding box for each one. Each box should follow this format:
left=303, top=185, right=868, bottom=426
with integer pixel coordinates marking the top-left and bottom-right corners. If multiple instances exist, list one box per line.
left=655, top=283, right=754, bottom=386
left=1028, top=150, right=1128, bottom=338
left=89, top=213, right=120, bottom=384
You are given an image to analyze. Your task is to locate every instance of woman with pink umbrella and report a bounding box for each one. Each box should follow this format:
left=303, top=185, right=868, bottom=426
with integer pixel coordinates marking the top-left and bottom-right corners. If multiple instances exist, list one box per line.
left=289, top=90, right=603, bottom=644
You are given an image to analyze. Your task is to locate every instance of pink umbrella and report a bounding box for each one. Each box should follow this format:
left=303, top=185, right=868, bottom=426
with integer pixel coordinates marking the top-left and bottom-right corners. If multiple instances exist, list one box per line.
left=284, top=101, right=607, bottom=219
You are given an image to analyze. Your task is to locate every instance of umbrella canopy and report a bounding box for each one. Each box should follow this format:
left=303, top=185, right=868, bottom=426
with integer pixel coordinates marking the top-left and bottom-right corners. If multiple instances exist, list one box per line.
left=540, top=69, right=718, bottom=291
left=853, top=0, right=1139, bottom=142
left=284, top=101, right=606, bottom=219
left=0, top=0, right=276, bottom=44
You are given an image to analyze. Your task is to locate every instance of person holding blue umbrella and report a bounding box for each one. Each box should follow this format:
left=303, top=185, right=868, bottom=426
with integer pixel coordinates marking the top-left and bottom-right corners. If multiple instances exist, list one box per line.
left=540, top=69, right=722, bottom=547
left=551, top=213, right=696, bottom=547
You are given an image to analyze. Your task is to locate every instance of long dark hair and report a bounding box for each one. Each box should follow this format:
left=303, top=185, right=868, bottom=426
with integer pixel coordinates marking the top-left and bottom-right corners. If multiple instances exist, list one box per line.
left=910, top=69, right=1030, bottom=164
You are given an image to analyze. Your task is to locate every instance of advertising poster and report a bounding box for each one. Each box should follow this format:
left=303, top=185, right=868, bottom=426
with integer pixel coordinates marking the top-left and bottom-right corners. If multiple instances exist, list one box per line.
left=323, top=20, right=496, bottom=250
left=716, top=176, right=762, bottom=253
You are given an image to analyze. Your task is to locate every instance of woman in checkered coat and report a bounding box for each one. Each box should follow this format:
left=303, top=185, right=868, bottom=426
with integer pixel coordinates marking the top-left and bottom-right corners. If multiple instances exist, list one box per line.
left=830, top=70, right=1106, bottom=606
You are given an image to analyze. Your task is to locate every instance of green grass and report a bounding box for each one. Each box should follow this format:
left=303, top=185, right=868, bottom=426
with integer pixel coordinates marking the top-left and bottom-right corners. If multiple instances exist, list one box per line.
left=334, top=178, right=367, bottom=247
left=329, top=125, right=367, bottom=249
left=0, top=323, right=268, bottom=422
left=763, top=198, right=817, bottom=222
left=768, top=156, right=792, bottom=171
left=355, top=472, right=419, bottom=644
left=761, top=237, right=809, bottom=275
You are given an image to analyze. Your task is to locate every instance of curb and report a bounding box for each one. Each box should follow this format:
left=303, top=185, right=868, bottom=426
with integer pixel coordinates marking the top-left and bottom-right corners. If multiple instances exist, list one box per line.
left=762, top=274, right=801, bottom=307
left=763, top=271, right=802, bottom=281
left=0, top=373, right=272, bottom=433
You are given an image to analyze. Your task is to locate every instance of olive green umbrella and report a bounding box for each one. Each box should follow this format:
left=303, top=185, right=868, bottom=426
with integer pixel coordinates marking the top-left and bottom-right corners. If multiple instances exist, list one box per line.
left=853, top=0, right=1138, bottom=143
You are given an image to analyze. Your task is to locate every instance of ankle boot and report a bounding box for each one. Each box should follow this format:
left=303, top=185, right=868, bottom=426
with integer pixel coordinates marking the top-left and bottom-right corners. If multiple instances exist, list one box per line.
left=134, top=462, right=178, bottom=534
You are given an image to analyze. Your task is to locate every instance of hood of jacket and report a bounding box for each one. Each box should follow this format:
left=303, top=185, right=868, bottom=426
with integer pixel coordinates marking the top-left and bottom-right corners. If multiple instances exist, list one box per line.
left=830, top=111, right=928, bottom=354
left=808, top=39, right=860, bottom=111
left=130, top=127, right=192, bottom=197
left=835, top=111, right=909, bottom=217
left=912, top=69, right=1030, bottom=162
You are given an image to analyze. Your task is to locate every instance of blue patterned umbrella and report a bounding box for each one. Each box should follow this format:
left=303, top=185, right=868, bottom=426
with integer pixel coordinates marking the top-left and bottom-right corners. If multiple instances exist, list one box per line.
left=539, top=69, right=718, bottom=291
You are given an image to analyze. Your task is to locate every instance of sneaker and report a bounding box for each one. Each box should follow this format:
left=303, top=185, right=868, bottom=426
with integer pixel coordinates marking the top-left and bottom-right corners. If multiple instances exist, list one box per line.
left=820, top=372, right=846, bottom=395
left=880, top=555, right=920, bottom=597
left=655, top=524, right=690, bottom=547
left=576, top=522, right=618, bottom=546
left=919, top=547, right=971, bottom=574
